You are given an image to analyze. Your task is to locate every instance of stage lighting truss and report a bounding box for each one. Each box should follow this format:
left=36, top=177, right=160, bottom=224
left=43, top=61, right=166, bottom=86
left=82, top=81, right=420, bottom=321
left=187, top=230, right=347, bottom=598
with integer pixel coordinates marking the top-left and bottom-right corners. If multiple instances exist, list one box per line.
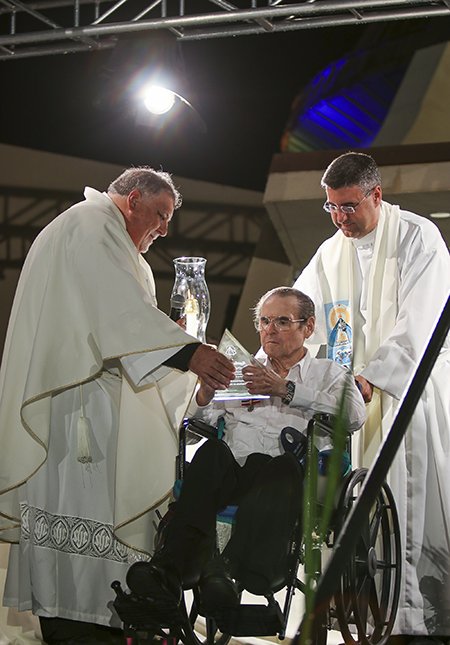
left=0, top=0, right=449, bottom=60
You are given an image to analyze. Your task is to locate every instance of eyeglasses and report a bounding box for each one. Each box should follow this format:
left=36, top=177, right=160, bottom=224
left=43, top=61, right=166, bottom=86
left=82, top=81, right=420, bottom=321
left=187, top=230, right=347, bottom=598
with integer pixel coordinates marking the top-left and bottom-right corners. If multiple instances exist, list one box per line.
left=323, top=187, right=375, bottom=215
left=254, top=316, right=306, bottom=332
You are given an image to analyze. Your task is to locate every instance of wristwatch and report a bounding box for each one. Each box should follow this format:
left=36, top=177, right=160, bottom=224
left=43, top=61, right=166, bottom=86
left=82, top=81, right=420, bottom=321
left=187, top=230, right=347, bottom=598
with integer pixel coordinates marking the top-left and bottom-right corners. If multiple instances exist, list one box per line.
left=282, top=380, right=295, bottom=405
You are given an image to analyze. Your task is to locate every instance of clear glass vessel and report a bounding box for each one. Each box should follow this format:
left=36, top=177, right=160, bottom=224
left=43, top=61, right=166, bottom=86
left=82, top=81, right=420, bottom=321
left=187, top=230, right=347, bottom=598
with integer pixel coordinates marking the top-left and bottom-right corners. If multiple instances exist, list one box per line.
left=171, top=257, right=210, bottom=342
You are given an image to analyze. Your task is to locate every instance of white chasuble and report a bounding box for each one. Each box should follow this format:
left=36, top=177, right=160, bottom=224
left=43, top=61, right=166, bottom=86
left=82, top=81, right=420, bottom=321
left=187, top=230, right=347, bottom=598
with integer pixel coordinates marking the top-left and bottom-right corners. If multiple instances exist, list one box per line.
left=294, top=201, right=450, bottom=635
left=0, top=188, right=198, bottom=625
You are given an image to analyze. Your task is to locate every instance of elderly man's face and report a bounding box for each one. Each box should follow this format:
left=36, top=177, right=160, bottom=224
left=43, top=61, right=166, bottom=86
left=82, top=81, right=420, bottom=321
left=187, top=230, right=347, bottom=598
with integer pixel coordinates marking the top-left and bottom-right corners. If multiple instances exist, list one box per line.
left=326, top=185, right=381, bottom=239
left=260, top=294, right=313, bottom=364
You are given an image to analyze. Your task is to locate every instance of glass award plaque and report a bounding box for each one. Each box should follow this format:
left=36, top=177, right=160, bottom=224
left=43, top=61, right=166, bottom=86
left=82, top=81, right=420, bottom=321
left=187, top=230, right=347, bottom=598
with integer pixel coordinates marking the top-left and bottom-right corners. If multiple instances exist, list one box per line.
left=214, top=329, right=270, bottom=402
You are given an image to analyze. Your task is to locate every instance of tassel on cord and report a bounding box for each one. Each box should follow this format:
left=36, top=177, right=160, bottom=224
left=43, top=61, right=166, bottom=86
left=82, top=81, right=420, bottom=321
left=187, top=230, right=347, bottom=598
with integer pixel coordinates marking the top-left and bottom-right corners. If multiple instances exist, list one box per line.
left=77, top=384, right=92, bottom=464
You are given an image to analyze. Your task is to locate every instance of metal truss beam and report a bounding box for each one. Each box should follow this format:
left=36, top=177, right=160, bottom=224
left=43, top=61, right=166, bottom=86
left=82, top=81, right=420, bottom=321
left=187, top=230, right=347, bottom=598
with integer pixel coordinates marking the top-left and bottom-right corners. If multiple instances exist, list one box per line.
left=0, top=185, right=265, bottom=287
left=0, top=0, right=449, bottom=60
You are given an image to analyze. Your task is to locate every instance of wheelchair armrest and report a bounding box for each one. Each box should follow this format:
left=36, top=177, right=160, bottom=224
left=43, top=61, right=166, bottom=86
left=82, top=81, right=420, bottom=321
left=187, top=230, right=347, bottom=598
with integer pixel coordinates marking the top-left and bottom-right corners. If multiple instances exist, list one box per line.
left=308, top=413, right=351, bottom=438
left=178, top=418, right=221, bottom=480
left=183, top=417, right=220, bottom=440
left=307, top=414, right=352, bottom=460
left=308, top=413, right=336, bottom=437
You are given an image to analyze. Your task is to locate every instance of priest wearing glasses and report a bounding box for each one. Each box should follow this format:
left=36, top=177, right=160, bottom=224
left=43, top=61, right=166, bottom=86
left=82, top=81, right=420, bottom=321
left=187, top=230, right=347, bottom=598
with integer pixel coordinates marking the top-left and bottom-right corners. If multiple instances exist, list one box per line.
left=294, top=151, right=450, bottom=642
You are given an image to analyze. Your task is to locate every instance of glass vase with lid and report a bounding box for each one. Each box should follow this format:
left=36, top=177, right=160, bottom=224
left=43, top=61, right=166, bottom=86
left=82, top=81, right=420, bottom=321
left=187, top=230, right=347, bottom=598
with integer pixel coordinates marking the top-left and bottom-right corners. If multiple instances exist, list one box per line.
left=171, top=257, right=210, bottom=342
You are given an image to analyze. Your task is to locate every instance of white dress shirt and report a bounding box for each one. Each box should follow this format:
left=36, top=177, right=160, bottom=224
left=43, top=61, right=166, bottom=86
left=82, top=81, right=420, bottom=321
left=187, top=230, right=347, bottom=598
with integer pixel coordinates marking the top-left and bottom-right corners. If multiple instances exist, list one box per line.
left=188, top=348, right=366, bottom=465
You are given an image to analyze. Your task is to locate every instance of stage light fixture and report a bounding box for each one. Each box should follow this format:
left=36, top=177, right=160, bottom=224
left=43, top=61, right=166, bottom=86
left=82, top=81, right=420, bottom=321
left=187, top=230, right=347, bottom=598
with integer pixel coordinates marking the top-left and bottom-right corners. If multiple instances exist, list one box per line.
left=94, top=31, right=206, bottom=132
left=143, top=85, right=176, bottom=114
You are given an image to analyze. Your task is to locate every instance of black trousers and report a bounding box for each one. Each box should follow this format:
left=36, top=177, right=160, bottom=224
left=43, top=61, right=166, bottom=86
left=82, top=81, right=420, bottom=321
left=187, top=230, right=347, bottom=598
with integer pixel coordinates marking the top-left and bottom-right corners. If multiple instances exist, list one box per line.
left=164, top=439, right=303, bottom=595
left=39, top=616, right=125, bottom=645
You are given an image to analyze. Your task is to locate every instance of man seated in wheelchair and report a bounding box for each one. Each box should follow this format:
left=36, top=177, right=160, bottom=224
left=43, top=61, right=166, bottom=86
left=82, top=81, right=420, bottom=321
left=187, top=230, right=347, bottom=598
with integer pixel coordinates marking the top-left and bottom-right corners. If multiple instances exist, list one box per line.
left=127, top=287, right=366, bottom=615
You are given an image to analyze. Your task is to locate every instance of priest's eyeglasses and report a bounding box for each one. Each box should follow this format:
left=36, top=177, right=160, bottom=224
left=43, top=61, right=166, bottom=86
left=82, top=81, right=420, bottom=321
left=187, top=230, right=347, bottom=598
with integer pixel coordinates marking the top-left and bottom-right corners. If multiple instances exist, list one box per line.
left=255, top=316, right=306, bottom=332
left=323, top=187, right=375, bottom=215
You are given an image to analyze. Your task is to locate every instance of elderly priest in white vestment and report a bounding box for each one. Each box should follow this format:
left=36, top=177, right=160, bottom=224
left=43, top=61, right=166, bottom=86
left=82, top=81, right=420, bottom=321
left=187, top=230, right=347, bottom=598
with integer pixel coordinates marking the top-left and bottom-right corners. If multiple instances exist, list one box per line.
left=0, top=167, right=235, bottom=645
left=294, top=152, right=450, bottom=643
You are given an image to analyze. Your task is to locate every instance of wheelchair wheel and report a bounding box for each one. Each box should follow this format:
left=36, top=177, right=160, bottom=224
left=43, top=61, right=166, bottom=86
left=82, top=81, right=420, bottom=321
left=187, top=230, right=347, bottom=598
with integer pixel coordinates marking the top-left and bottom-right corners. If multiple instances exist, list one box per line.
left=179, top=588, right=232, bottom=645
left=334, top=468, right=401, bottom=645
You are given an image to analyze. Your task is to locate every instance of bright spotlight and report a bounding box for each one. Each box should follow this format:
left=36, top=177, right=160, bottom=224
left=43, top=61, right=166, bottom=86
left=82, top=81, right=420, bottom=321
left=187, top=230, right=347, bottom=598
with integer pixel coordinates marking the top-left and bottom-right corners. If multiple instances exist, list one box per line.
left=95, top=33, right=206, bottom=132
left=144, top=85, right=176, bottom=114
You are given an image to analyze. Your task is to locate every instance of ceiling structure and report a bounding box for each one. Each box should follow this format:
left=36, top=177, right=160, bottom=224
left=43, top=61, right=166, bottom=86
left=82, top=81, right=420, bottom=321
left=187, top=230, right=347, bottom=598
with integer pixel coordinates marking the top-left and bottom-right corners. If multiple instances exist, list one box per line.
left=0, top=0, right=450, bottom=60
left=0, top=183, right=266, bottom=284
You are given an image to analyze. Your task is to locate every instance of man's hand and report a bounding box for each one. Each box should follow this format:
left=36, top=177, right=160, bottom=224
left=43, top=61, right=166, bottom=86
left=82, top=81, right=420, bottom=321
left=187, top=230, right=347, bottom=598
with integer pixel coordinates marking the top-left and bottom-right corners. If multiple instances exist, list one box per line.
left=188, top=344, right=235, bottom=391
left=355, top=375, right=373, bottom=403
left=242, top=364, right=286, bottom=398
left=175, top=316, right=186, bottom=330
left=195, top=381, right=216, bottom=407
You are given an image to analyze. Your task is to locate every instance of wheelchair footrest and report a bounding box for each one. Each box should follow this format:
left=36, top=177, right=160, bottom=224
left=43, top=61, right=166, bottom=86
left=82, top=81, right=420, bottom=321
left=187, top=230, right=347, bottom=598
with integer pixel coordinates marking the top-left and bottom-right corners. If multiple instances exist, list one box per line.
left=113, top=593, right=185, bottom=630
left=213, top=602, right=284, bottom=636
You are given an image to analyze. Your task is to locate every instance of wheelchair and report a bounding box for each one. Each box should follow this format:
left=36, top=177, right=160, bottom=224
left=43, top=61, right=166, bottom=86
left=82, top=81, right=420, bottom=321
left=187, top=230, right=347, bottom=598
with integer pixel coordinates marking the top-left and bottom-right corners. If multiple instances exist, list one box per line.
left=112, top=414, right=401, bottom=645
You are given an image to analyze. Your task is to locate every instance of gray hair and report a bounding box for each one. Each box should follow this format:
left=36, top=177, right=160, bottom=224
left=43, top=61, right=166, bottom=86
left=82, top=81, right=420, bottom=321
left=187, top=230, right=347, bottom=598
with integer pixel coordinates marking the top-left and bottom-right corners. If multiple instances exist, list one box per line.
left=321, top=152, right=381, bottom=192
left=108, top=166, right=182, bottom=209
left=253, top=287, right=315, bottom=324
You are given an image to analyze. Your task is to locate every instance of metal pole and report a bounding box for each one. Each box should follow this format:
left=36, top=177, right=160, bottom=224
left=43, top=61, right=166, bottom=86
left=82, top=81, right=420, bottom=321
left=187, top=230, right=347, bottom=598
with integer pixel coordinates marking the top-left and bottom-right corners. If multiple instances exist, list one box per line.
left=293, top=294, right=450, bottom=643
left=0, top=2, right=449, bottom=47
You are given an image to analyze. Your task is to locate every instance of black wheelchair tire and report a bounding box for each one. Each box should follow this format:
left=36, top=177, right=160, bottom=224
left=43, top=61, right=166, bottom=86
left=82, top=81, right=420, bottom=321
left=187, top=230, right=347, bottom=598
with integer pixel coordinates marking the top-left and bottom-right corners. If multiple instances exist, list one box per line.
left=333, top=468, right=401, bottom=645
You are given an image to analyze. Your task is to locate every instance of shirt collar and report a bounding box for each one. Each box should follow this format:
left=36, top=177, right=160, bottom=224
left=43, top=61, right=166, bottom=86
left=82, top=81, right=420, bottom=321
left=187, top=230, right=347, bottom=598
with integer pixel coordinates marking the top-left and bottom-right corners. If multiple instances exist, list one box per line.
left=351, top=226, right=377, bottom=249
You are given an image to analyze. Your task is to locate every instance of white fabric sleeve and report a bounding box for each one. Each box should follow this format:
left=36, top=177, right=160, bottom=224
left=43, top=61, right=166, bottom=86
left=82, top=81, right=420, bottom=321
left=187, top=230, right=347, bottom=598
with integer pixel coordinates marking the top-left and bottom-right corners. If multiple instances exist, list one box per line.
left=290, top=372, right=366, bottom=434
left=187, top=396, right=225, bottom=427
left=362, top=228, right=450, bottom=400
left=121, top=347, right=183, bottom=386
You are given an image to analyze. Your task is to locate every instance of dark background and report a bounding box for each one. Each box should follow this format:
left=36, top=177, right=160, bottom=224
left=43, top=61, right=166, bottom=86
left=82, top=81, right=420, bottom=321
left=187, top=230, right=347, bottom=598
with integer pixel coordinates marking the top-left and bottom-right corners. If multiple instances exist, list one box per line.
left=0, top=17, right=449, bottom=191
